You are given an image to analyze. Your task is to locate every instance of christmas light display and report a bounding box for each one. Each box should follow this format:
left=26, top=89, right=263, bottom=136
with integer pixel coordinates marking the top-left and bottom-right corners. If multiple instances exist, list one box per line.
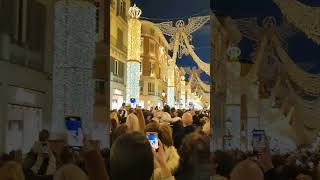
left=52, top=0, right=96, bottom=136
left=126, top=4, right=142, bottom=104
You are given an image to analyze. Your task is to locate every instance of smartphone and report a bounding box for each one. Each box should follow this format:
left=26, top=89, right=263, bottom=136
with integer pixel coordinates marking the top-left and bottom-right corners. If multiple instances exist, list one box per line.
left=146, top=132, right=159, bottom=150
left=252, top=129, right=266, bottom=153
left=65, top=116, right=83, bottom=148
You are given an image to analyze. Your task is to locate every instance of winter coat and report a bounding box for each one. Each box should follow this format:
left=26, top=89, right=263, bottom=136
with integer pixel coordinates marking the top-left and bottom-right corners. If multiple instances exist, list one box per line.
left=164, top=146, right=180, bottom=174
left=160, top=112, right=173, bottom=123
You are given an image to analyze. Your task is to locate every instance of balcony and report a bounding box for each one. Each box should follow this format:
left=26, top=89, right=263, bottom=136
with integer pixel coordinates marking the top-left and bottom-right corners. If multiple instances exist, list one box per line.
left=3, top=43, right=44, bottom=72
left=110, top=36, right=127, bottom=53
left=111, top=73, right=124, bottom=84
left=148, top=91, right=156, bottom=96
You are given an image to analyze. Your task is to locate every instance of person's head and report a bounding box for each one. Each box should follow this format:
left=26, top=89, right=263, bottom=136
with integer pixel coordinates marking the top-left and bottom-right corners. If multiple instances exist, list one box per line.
left=182, top=112, right=193, bottom=127
left=159, top=124, right=173, bottom=147
left=110, top=132, right=154, bottom=180
left=135, top=108, right=146, bottom=132
left=230, top=159, right=264, bottom=180
left=122, top=103, right=125, bottom=107
left=179, top=132, right=210, bottom=171
left=0, top=161, right=25, bottom=180
left=111, top=124, right=129, bottom=146
left=163, top=105, right=170, bottom=113
left=177, top=109, right=184, bottom=118
left=170, top=107, right=176, bottom=116
left=39, top=129, right=50, bottom=142
left=60, top=147, right=75, bottom=165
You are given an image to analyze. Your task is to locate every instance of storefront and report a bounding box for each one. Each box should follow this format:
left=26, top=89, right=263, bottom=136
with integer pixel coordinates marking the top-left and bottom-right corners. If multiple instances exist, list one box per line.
left=111, top=89, right=124, bottom=110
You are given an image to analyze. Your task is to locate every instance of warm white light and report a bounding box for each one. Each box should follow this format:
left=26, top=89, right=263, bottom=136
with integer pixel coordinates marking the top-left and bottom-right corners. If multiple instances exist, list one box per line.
left=128, top=19, right=141, bottom=61
left=128, top=4, right=142, bottom=19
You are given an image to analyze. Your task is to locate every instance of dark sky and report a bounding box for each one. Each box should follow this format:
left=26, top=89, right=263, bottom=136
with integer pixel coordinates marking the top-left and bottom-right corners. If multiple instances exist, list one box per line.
left=212, top=0, right=320, bottom=74
left=132, top=0, right=211, bottom=82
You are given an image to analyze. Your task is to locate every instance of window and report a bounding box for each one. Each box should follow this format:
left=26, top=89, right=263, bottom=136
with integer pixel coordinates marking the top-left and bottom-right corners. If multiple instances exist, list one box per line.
left=150, top=29, right=155, bottom=36
left=114, top=60, right=119, bottom=75
left=148, top=82, right=155, bottom=93
left=140, top=63, right=142, bottom=74
left=149, top=41, right=155, bottom=56
left=150, top=63, right=155, bottom=75
left=117, top=0, right=126, bottom=20
left=117, top=28, right=123, bottom=50
left=141, top=38, right=144, bottom=54
left=95, top=80, right=105, bottom=95
left=95, top=1, right=100, bottom=34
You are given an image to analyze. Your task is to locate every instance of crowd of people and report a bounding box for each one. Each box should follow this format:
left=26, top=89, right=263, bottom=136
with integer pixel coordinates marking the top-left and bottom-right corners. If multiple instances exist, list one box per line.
left=1, top=104, right=320, bottom=180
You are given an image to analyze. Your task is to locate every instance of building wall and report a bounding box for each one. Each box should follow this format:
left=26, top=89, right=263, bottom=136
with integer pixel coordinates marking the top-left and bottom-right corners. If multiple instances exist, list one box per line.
left=140, top=21, right=172, bottom=108
left=109, top=0, right=130, bottom=109
left=0, top=0, right=53, bottom=153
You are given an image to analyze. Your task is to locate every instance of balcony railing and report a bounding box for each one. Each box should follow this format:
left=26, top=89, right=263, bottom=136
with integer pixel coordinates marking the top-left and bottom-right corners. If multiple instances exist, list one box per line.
left=111, top=73, right=124, bottom=84
left=2, top=43, right=44, bottom=72
left=148, top=91, right=156, bottom=96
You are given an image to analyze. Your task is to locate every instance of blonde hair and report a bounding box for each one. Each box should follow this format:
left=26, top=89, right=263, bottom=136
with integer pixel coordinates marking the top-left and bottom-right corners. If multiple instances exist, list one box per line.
left=136, top=109, right=146, bottom=133
left=0, top=161, right=25, bottom=180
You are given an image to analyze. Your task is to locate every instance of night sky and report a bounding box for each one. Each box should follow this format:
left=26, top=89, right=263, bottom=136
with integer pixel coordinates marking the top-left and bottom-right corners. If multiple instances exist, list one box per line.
left=212, top=0, right=320, bottom=74
left=131, top=0, right=320, bottom=83
left=132, top=0, right=211, bottom=82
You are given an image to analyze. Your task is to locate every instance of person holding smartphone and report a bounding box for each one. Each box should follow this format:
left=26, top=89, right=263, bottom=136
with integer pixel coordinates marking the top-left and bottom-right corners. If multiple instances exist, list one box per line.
left=23, top=129, right=56, bottom=178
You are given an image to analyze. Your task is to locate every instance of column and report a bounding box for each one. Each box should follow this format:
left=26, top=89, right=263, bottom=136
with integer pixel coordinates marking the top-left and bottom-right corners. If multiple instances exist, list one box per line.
left=167, top=59, right=175, bottom=107
left=180, top=76, right=186, bottom=109
left=51, top=1, right=96, bottom=138
left=126, top=4, right=142, bottom=106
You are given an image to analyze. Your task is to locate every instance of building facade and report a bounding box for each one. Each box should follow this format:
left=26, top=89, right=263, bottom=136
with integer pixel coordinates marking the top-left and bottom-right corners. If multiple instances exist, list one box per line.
left=110, top=0, right=130, bottom=110
left=0, top=0, right=54, bottom=153
left=139, top=20, right=172, bottom=109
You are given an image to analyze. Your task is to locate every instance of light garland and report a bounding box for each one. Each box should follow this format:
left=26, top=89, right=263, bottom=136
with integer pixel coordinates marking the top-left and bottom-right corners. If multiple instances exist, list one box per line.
left=182, top=32, right=210, bottom=75
left=128, top=18, right=141, bottom=61
left=52, top=0, right=95, bottom=136
left=273, top=0, right=320, bottom=44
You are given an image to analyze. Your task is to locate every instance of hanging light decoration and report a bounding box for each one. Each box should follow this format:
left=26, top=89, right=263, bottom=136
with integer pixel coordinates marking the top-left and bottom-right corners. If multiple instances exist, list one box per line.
left=52, top=0, right=96, bottom=136
left=126, top=4, right=142, bottom=105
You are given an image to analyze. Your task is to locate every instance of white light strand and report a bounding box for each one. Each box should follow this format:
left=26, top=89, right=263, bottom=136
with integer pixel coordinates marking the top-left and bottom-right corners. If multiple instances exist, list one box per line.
left=272, top=35, right=320, bottom=95
left=52, top=0, right=95, bottom=136
left=182, top=32, right=210, bottom=75
left=126, top=62, right=140, bottom=104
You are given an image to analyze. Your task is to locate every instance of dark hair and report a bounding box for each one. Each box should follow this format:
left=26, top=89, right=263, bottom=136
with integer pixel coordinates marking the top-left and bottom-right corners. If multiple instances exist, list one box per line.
left=177, top=109, right=184, bottom=118
left=39, top=129, right=50, bottom=142
left=145, top=122, right=173, bottom=147
left=110, top=132, right=154, bottom=180
left=179, top=132, right=210, bottom=172
left=163, top=105, right=170, bottom=113
left=111, top=124, right=129, bottom=146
